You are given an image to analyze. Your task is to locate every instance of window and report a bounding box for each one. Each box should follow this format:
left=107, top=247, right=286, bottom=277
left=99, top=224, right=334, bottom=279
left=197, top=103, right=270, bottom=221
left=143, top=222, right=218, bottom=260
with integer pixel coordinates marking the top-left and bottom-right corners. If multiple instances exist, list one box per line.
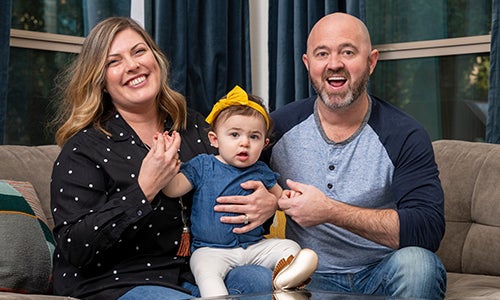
left=7, top=48, right=76, bottom=145
left=11, top=0, right=84, bottom=36
left=7, top=1, right=83, bottom=145
left=6, top=0, right=492, bottom=145
left=366, top=0, right=491, bottom=141
left=6, top=0, right=132, bottom=145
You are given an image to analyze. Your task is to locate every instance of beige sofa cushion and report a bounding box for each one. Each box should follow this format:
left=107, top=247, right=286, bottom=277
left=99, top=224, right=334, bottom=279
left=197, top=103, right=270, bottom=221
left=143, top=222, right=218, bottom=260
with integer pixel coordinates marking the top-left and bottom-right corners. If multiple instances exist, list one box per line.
left=0, top=145, right=59, bottom=229
left=445, top=272, right=500, bottom=299
left=433, top=140, right=500, bottom=276
left=0, top=292, right=78, bottom=300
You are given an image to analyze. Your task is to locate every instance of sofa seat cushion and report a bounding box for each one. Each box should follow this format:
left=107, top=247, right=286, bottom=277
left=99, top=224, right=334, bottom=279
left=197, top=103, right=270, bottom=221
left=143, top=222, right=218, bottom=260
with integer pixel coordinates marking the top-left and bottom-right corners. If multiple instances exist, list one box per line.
left=446, top=272, right=500, bottom=299
left=0, top=292, right=79, bottom=299
left=0, top=180, right=55, bottom=294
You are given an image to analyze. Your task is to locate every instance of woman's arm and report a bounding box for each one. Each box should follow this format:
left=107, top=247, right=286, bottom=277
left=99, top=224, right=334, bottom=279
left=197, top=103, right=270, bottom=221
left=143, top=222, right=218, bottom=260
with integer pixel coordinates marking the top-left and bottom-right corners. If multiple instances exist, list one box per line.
left=51, top=142, right=153, bottom=268
left=52, top=131, right=182, bottom=269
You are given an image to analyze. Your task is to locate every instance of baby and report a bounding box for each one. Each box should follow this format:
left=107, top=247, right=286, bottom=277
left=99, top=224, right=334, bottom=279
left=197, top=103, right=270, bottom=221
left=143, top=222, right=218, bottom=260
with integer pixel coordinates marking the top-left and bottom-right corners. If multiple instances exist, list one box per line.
left=160, top=85, right=318, bottom=297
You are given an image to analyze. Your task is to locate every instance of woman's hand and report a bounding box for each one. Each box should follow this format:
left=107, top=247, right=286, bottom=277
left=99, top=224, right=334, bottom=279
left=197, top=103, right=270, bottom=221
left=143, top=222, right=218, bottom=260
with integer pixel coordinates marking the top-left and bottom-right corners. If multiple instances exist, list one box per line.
left=214, top=180, right=278, bottom=233
left=138, top=131, right=181, bottom=201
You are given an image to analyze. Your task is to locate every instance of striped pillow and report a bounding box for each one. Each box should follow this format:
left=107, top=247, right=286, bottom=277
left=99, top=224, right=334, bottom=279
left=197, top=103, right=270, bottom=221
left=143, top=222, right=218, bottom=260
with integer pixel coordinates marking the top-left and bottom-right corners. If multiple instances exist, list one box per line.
left=0, top=180, right=55, bottom=294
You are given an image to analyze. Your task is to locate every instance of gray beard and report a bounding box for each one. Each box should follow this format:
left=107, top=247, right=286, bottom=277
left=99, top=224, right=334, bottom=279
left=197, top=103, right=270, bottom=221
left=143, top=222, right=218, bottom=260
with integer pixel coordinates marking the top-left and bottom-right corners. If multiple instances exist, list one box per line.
left=313, top=64, right=370, bottom=110
left=319, top=89, right=356, bottom=110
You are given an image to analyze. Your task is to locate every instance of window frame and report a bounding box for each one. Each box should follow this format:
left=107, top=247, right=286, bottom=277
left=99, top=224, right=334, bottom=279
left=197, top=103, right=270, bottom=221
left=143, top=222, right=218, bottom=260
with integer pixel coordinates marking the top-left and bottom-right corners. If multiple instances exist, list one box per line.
left=374, top=35, right=490, bottom=61
left=12, top=30, right=491, bottom=61
left=10, top=29, right=83, bottom=53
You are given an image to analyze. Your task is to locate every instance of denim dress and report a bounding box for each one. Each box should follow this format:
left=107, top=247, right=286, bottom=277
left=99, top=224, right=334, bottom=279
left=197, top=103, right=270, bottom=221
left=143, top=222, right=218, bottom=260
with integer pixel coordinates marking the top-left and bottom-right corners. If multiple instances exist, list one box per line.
left=180, top=154, right=279, bottom=252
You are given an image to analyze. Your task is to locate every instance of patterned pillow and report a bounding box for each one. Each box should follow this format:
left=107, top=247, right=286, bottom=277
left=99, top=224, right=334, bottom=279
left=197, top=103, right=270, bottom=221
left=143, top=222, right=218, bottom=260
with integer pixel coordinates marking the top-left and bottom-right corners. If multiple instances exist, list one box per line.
left=0, top=180, right=55, bottom=294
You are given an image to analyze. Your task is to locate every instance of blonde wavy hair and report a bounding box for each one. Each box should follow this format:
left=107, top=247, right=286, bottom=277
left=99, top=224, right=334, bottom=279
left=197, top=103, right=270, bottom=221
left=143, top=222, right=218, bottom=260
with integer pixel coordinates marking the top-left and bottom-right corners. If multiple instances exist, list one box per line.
left=52, top=17, right=186, bottom=146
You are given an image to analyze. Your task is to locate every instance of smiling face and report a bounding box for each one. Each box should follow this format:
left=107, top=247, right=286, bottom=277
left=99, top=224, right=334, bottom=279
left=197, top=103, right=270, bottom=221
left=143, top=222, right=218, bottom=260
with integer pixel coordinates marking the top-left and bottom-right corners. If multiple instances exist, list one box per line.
left=208, top=113, right=269, bottom=169
left=302, top=13, right=378, bottom=110
left=104, top=28, right=161, bottom=114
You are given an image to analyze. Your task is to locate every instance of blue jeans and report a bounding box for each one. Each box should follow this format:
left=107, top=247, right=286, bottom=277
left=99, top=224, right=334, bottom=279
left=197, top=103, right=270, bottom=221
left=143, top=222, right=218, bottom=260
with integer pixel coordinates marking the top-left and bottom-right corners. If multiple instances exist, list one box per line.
left=118, top=264, right=273, bottom=299
left=307, top=247, right=447, bottom=300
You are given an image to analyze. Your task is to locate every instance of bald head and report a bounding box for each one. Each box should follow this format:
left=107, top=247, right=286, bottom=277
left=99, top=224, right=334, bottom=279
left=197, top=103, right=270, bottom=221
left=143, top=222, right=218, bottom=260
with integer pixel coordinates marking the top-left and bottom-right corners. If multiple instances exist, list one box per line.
left=307, top=13, right=372, bottom=55
left=301, top=12, right=379, bottom=112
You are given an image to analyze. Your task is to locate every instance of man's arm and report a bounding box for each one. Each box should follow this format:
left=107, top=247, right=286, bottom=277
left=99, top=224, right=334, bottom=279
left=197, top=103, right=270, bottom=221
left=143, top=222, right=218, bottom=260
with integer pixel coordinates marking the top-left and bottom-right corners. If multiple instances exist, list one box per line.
left=214, top=180, right=279, bottom=234
left=280, top=179, right=400, bottom=249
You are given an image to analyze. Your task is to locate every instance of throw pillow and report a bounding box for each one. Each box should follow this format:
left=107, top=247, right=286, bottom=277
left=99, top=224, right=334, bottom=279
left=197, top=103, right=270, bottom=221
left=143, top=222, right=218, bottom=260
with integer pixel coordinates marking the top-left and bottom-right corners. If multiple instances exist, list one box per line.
left=0, top=180, right=55, bottom=294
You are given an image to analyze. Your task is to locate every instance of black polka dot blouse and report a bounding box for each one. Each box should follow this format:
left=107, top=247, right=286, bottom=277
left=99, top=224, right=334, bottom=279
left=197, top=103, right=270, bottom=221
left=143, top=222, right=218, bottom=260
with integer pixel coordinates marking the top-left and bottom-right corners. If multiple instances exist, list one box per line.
left=50, top=109, right=215, bottom=299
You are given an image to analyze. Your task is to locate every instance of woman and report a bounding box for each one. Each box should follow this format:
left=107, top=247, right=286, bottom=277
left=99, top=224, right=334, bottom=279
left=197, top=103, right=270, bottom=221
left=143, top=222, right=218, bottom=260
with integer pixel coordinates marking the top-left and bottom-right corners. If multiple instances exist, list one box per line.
left=50, top=17, right=276, bottom=300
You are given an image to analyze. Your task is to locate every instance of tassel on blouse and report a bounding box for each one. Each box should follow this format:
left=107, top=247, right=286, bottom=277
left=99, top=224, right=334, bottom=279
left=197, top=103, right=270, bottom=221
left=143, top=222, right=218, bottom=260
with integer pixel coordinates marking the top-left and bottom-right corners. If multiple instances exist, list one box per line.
left=176, top=226, right=191, bottom=257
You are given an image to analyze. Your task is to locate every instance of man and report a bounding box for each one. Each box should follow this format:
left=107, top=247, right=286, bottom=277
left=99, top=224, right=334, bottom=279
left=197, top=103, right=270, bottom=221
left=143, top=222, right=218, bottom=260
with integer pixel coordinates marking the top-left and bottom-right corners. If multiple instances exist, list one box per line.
left=268, top=12, right=446, bottom=299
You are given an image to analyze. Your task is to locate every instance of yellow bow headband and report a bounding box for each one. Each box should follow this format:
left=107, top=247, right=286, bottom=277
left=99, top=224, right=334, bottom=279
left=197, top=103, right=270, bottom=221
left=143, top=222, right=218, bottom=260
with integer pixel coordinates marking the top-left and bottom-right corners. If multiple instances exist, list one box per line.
left=205, top=85, right=270, bottom=129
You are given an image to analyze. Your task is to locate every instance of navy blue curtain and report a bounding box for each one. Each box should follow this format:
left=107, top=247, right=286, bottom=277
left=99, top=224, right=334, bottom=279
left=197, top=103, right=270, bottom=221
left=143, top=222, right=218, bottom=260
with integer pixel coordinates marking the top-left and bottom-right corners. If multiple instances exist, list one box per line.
left=268, top=0, right=365, bottom=111
left=0, top=0, right=12, bottom=144
left=147, top=0, right=251, bottom=117
left=487, top=0, right=500, bottom=143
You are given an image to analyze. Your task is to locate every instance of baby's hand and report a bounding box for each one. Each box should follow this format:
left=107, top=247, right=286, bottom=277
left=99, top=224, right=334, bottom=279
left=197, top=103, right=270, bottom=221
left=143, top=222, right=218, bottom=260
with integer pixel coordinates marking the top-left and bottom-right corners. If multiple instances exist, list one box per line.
left=281, top=189, right=302, bottom=199
left=163, top=131, right=181, bottom=150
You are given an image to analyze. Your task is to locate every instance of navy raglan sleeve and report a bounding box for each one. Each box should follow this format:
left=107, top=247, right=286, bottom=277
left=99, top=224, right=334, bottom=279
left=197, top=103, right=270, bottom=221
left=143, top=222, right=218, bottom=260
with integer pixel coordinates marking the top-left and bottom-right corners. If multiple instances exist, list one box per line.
left=370, top=96, right=445, bottom=252
left=392, top=129, right=445, bottom=252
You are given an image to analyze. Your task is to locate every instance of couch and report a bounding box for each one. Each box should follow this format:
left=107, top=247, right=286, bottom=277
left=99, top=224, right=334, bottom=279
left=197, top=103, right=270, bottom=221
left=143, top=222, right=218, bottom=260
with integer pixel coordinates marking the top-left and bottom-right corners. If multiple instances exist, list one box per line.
left=433, top=140, right=500, bottom=299
left=0, top=140, right=499, bottom=299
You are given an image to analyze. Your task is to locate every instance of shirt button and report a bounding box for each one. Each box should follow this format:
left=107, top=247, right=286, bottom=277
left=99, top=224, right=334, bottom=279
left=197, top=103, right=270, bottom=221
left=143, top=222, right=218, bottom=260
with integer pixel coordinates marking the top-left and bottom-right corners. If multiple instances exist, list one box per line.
left=327, top=183, right=333, bottom=189
left=137, top=210, right=143, bottom=216
left=329, top=165, right=335, bottom=171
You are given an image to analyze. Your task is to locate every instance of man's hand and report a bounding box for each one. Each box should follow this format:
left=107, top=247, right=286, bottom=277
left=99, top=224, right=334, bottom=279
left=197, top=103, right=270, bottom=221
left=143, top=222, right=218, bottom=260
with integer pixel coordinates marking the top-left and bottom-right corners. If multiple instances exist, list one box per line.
left=279, top=179, right=333, bottom=227
left=214, top=180, right=278, bottom=234
left=281, top=179, right=400, bottom=249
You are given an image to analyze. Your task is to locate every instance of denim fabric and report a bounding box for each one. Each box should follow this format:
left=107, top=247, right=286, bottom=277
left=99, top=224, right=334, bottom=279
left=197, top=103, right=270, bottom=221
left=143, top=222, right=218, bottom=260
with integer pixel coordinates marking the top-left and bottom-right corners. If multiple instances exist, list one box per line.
left=118, top=265, right=272, bottom=299
left=306, top=247, right=447, bottom=300
left=183, top=264, right=273, bottom=297
left=181, top=154, right=279, bottom=251
left=118, top=285, right=192, bottom=300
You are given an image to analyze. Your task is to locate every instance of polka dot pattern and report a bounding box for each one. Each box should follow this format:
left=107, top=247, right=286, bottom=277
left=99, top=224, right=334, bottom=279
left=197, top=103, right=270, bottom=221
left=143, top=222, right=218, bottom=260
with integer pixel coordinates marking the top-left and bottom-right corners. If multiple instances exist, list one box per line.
left=50, top=109, right=216, bottom=298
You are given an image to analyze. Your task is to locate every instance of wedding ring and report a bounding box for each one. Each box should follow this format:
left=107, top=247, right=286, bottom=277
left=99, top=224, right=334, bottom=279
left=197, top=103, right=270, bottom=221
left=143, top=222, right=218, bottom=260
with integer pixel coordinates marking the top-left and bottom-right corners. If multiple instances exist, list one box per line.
left=243, top=214, right=249, bottom=225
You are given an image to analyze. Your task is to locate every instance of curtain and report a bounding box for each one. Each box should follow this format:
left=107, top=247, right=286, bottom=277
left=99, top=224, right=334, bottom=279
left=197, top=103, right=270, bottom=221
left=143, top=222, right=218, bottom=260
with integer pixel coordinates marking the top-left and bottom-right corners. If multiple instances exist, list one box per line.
left=487, top=0, right=500, bottom=143
left=0, top=0, right=12, bottom=144
left=147, top=0, right=251, bottom=117
left=268, top=0, right=365, bottom=111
